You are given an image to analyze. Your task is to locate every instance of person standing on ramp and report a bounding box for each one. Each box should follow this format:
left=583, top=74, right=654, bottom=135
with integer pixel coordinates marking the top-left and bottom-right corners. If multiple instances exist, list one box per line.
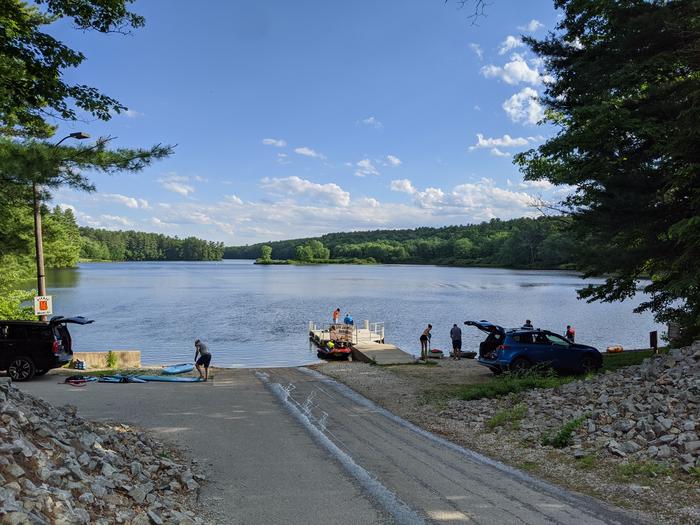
left=194, top=339, right=212, bottom=381
left=450, top=324, right=462, bottom=360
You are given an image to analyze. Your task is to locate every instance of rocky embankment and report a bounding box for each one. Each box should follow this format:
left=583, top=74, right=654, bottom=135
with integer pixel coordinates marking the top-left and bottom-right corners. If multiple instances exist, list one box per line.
left=0, top=381, right=204, bottom=525
left=441, top=342, right=700, bottom=472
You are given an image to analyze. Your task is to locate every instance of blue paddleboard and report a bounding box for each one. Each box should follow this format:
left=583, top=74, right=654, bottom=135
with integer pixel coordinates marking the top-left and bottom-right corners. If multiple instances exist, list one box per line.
left=135, top=375, right=203, bottom=382
left=162, top=363, right=195, bottom=375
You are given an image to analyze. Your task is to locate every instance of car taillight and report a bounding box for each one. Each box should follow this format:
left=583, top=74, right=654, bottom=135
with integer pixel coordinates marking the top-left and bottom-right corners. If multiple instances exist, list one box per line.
left=497, top=344, right=510, bottom=351
left=52, top=341, right=60, bottom=354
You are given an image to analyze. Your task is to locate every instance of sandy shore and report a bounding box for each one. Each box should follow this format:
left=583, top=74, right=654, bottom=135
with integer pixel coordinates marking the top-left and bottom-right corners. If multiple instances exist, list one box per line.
left=313, top=358, right=699, bottom=525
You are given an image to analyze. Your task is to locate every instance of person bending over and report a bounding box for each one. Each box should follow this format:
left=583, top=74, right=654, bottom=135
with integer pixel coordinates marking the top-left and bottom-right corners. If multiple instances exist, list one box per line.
left=194, top=339, right=212, bottom=381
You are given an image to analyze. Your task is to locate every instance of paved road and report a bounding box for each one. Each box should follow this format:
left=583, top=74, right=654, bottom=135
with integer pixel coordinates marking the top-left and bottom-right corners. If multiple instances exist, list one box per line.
left=16, top=369, right=648, bottom=525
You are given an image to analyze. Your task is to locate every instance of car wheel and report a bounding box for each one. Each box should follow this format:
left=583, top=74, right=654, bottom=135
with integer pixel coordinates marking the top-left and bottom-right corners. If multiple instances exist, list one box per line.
left=510, top=357, right=531, bottom=373
left=580, top=355, right=598, bottom=373
left=8, top=357, right=36, bottom=382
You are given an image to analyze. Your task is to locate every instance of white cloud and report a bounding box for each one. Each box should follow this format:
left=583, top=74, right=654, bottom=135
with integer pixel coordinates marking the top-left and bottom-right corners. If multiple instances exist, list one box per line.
left=102, top=193, right=149, bottom=209
left=360, top=116, right=383, bottom=129
left=124, top=109, right=143, bottom=118
left=390, top=179, right=416, bottom=194
left=519, top=179, right=554, bottom=190
left=150, top=217, right=176, bottom=228
left=481, top=54, right=542, bottom=85
left=261, top=176, right=350, bottom=207
left=294, top=146, right=326, bottom=159
left=355, top=158, right=380, bottom=177
left=226, top=194, right=243, bottom=205
left=518, top=19, right=544, bottom=32
left=99, top=214, right=131, bottom=227
left=158, top=174, right=195, bottom=197
left=386, top=155, right=402, bottom=167
left=262, top=138, right=287, bottom=147
left=470, top=133, right=529, bottom=150
left=503, top=87, right=544, bottom=125
left=490, top=148, right=510, bottom=157
left=498, top=36, right=525, bottom=55
left=468, top=43, right=483, bottom=60
left=409, top=178, right=536, bottom=218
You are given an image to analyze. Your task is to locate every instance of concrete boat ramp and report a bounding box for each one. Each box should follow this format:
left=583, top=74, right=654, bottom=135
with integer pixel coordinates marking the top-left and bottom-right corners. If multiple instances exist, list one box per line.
left=17, top=368, right=650, bottom=524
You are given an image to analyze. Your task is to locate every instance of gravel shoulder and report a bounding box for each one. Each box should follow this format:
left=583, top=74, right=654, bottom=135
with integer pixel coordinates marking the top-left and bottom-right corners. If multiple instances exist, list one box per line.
left=313, top=356, right=700, bottom=525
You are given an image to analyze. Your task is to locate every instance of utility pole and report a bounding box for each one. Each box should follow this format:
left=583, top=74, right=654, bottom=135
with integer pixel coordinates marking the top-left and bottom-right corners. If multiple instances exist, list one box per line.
left=33, top=132, right=90, bottom=321
left=33, top=181, right=47, bottom=321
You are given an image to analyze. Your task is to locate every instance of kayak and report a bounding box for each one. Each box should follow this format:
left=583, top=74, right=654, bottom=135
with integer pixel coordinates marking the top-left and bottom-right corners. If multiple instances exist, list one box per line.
left=428, top=349, right=444, bottom=359
left=162, top=363, right=194, bottom=375
left=135, top=375, right=203, bottom=382
left=98, top=375, right=126, bottom=383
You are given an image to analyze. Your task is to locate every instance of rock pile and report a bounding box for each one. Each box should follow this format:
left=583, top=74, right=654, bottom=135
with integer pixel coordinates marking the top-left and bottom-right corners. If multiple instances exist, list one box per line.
left=0, top=381, right=205, bottom=524
left=441, top=341, right=700, bottom=472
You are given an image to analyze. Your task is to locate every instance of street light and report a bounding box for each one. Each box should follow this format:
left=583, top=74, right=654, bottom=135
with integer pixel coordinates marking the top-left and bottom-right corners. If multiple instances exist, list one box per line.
left=33, top=132, right=91, bottom=321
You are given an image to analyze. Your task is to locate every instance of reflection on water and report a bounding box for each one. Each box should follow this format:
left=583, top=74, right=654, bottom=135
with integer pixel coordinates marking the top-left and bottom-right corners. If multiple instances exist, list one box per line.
left=46, top=267, right=80, bottom=288
left=46, top=260, right=663, bottom=368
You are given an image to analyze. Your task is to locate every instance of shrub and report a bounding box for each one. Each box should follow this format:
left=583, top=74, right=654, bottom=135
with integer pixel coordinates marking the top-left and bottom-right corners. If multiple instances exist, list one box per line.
left=541, top=414, right=589, bottom=448
left=486, top=403, right=528, bottom=430
left=106, top=350, right=117, bottom=368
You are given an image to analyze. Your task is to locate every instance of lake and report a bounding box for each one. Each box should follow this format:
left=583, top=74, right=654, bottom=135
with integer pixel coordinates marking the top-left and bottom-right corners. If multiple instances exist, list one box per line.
left=45, top=260, right=663, bottom=368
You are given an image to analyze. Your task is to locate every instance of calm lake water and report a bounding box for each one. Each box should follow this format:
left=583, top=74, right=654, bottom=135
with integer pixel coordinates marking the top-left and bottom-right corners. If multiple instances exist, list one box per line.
left=45, top=260, right=663, bottom=368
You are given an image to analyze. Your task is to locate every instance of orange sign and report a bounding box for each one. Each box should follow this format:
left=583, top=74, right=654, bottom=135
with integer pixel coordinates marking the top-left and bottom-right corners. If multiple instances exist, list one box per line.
left=34, top=295, right=53, bottom=316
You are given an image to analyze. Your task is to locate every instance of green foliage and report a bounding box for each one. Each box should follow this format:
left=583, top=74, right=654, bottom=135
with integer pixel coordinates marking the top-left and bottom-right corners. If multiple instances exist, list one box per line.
left=106, top=350, right=117, bottom=369
left=0, top=204, right=81, bottom=318
left=575, top=454, right=597, bottom=470
left=516, top=1, right=700, bottom=342
left=615, top=460, right=672, bottom=480
left=601, top=348, right=668, bottom=373
left=260, top=245, right=272, bottom=261
left=456, top=370, right=574, bottom=401
left=78, top=228, right=224, bottom=261
left=1, top=0, right=144, bottom=138
left=541, top=414, right=589, bottom=449
left=486, top=403, right=528, bottom=430
left=225, top=217, right=575, bottom=269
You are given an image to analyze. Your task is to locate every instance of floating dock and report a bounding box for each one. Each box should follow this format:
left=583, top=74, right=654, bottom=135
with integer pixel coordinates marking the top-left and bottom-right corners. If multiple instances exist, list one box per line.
left=308, top=321, right=415, bottom=365
left=350, top=342, right=416, bottom=365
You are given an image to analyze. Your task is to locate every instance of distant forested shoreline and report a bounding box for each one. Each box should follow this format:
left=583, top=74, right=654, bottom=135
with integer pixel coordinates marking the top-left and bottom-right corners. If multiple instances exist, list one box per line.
left=224, top=216, right=575, bottom=269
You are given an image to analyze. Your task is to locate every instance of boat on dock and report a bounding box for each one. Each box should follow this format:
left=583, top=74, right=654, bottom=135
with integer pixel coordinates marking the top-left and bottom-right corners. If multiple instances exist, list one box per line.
left=309, top=320, right=385, bottom=360
left=308, top=320, right=415, bottom=364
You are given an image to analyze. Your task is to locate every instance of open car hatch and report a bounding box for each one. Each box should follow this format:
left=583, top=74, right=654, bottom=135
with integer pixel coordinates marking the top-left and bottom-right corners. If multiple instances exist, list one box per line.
left=464, top=320, right=505, bottom=334
left=49, top=316, right=94, bottom=326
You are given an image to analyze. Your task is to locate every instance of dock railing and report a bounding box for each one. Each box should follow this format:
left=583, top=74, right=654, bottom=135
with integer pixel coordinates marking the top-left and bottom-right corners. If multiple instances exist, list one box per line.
left=308, top=320, right=384, bottom=345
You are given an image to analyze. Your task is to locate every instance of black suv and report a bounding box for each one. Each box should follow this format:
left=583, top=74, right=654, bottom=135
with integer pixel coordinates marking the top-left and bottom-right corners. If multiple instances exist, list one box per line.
left=0, top=316, right=93, bottom=381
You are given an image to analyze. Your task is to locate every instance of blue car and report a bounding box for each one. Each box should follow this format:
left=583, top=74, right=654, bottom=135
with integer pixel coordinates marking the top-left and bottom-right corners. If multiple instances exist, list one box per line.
left=465, top=320, right=602, bottom=375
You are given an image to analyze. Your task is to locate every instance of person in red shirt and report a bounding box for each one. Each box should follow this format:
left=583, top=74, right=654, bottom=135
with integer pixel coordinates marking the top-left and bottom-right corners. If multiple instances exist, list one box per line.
left=565, top=325, right=576, bottom=342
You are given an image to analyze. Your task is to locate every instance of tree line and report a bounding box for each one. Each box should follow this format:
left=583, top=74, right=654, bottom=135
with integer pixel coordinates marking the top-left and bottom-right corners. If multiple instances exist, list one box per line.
left=225, top=216, right=576, bottom=269
left=80, top=227, right=224, bottom=262
left=0, top=200, right=223, bottom=317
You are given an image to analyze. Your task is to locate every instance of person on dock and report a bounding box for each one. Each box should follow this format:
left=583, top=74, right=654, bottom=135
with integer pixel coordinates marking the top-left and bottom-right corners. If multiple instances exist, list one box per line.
left=450, top=324, right=462, bottom=360
left=344, top=313, right=354, bottom=325
left=419, top=324, right=432, bottom=360
left=194, top=339, right=211, bottom=381
left=522, top=319, right=534, bottom=330
left=333, top=308, right=341, bottom=324
left=565, top=325, right=576, bottom=342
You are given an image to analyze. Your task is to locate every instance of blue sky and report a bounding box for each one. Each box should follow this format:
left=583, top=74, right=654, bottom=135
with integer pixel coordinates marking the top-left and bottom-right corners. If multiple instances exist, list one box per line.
left=51, top=0, right=564, bottom=244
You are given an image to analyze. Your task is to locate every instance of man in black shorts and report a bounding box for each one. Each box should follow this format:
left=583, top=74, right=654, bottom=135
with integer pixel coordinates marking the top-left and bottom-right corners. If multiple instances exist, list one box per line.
left=450, top=324, right=462, bottom=360
left=194, top=339, right=211, bottom=381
